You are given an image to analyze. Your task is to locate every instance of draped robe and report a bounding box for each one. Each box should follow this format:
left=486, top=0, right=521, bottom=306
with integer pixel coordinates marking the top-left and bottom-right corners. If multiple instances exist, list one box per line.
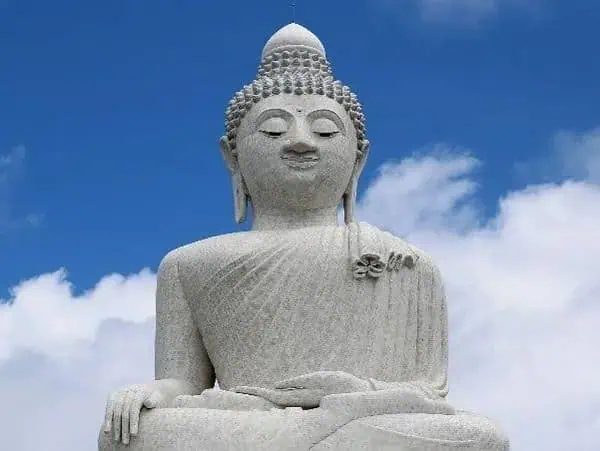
left=100, top=223, right=508, bottom=450
left=184, top=222, right=448, bottom=394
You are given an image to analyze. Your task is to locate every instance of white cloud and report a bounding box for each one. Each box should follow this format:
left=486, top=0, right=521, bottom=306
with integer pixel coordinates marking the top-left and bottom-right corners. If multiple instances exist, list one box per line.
left=358, top=145, right=482, bottom=235
left=0, top=269, right=156, bottom=363
left=0, top=145, right=42, bottom=234
left=554, top=126, right=600, bottom=184
left=0, top=270, right=156, bottom=450
left=2, top=126, right=600, bottom=450
left=375, top=0, right=540, bottom=25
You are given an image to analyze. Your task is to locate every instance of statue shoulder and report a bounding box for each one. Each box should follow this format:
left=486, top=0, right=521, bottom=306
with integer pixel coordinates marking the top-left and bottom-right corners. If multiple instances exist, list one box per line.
left=157, top=231, right=253, bottom=281
left=360, top=222, right=443, bottom=281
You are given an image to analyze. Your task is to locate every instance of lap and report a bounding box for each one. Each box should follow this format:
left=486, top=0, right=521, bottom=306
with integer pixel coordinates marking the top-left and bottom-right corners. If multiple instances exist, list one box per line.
left=99, top=405, right=508, bottom=451
left=98, top=406, right=341, bottom=451
left=312, top=411, right=509, bottom=451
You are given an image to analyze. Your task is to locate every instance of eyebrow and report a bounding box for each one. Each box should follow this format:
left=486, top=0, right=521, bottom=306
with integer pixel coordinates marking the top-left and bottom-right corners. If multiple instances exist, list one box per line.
left=255, top=108, right=292, bottom=125
left=307, top=109, right=346, bottom=134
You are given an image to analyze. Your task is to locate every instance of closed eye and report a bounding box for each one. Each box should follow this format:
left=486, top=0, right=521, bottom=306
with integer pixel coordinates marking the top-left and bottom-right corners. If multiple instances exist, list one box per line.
left=262, top=131, right=285, bottom=138
left=316, top=131, right=339, bottom=138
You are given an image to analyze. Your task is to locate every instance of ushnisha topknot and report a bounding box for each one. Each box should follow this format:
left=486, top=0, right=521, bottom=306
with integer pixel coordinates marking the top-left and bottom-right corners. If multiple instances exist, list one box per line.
left=225, top=23, right=368, bottom=155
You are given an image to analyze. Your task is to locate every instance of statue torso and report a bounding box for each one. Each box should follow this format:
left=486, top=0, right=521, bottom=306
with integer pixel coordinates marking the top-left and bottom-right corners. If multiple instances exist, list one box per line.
left=175, top=224, right=437, bottom=390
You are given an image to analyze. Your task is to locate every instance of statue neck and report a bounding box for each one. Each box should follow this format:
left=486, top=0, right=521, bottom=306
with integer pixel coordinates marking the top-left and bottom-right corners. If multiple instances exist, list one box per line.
left=250, top=205, right=339, bottom=231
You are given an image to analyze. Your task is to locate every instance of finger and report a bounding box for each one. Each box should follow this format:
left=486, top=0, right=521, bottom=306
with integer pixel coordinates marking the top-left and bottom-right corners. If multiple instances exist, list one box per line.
left=264, top=388, right=322, bottom=408
left=121, top=391, right=135, bottom=445
left=232, top=386, right=294, bottom=406
left=231, top=386, right=276, bottom=398
left=103, top=395, right=115, bottom=433
left=275, top=371, right=360, bottom=391
left=143, top=390, right=162, bottom=409
left=171, top=395, right=184, bottom=408
left=112, top=397, right=125, bottom=442
left=274, top=374, right=314, bottom=389
left=129, top=392, right=146, bottom=437
left=172, top=395, right=193, bottom=408
left=278, top=389, right=322, bottom=408
left=232, top=386, right=323, bottom=408
left=274, top=371, right=346, bottom=389
left=420, top=398, right=456, bottom=415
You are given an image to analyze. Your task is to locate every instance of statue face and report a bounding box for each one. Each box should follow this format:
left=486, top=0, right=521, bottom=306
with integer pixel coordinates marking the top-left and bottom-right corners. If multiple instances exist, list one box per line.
left=234, top=94, right=359, bottom=212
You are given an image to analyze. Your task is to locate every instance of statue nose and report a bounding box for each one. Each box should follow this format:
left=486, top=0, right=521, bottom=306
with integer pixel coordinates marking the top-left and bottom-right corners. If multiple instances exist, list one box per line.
left=285, top=141, right=317, bottom=153
left=283, top=134, right=318, bottom=153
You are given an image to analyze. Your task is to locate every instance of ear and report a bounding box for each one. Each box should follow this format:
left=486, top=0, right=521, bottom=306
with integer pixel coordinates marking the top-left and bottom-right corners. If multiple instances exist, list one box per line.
left=352, top=140, right=369, bottom=179
left=343, top=140, right=369, bottom=225
left=219, top=136, right=249, bottom=224
left=219, top=136, right=237, bottom=173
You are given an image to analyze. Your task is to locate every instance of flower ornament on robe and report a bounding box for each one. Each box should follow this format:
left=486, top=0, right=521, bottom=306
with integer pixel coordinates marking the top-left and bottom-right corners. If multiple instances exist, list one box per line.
left=352, top=253, right=386, bottom=279
left=352, top=252, right=420, bottom=280
left=387, top=251, right=418, bottom=271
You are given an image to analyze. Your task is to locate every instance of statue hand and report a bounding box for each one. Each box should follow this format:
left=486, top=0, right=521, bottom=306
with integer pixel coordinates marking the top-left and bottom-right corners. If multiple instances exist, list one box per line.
left=320, top=387, right=456, bottom=420
left=274, top=371, right=371, bottom=393
left=232, top=371, right=371, bottom=408
left=231, top=385, right=323, bottom=408
left=103, top=383, right=168, bottom=445
left=173, top=389, right=282, bottom=411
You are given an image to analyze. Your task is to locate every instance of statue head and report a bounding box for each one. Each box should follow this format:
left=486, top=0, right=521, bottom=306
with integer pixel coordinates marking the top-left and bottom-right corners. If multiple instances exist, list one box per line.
left=219, top=23, right=370, bottom=225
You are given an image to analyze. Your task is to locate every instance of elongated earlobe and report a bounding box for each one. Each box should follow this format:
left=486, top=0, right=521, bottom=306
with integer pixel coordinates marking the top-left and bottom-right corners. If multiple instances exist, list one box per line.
left=233, top=172, right=249, bottom=224
left=343, top=190, right=356, bottom=225
left=343, top=142, right=369, bottom=225
left=219, top=136, right=249, bottom=224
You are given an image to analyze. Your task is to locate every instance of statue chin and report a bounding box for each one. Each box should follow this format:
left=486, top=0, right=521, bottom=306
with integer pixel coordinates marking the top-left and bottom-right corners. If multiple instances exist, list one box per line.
left=98, top=22, right=510, bottom=451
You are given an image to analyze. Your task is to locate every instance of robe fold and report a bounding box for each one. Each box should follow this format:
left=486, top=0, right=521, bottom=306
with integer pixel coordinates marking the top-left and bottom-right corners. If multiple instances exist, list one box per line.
left=184, top=223, right=448, bottom=398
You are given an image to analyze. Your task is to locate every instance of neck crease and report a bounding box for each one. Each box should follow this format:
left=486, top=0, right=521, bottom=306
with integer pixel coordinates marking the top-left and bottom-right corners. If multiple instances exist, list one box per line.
left=251, top=206, right=340, bottom=231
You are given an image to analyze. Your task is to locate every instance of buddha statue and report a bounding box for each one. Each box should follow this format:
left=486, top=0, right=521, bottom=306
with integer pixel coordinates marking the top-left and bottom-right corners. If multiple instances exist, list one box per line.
left=99, top=23, right=509, bottom=450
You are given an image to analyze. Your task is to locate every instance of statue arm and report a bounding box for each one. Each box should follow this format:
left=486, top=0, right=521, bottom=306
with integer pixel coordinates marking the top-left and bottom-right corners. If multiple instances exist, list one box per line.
left=369, top=260, right=449, bottom=401
left=154, top=250, right=215, bottom=399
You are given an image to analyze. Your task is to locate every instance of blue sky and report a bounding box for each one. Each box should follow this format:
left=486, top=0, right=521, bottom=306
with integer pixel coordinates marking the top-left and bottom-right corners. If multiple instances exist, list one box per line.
left=2, top=2, right=600, bottom=450
left=2, top=0, right=598, bottom=292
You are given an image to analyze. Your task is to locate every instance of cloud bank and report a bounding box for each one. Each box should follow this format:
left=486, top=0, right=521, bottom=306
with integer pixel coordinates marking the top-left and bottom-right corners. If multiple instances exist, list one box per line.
left=1, top=126, right=599, bottom=450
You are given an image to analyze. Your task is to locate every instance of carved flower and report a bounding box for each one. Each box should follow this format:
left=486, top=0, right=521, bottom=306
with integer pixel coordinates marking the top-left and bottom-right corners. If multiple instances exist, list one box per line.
left=387, top=252, right=403, bottom=271
left=386, top=251, right=418, bottom=271
left=402, top=254, right=415, bottom=269
left=353, top=253, right=386, bottom=279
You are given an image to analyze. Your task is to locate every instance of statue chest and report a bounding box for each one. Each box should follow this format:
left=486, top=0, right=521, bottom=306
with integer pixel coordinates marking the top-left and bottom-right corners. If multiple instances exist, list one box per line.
left=178, top=227, right=422, bottom=388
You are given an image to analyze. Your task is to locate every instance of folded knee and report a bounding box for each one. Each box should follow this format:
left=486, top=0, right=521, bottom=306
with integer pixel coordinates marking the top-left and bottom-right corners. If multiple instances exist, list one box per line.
left=98, top=429, right=114, bottom=451
left=98, top=429, right=134, bottom=451
left=347, top=413, right=509, bottom=449
left=453, top=414, right=508, bottom=451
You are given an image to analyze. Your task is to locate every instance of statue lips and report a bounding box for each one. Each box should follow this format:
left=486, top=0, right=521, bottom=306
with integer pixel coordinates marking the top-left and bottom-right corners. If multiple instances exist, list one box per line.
left=280, top=148, right=321, bottom=169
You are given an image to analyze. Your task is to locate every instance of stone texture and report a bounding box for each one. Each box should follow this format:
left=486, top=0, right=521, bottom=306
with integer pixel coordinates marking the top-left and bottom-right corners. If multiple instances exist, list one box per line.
left=99, top=22, right=510, bottom=450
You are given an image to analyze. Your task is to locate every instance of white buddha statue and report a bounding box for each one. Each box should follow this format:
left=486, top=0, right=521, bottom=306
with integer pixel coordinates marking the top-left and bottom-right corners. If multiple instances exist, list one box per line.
left=99, top=23, right=509, bottom=450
